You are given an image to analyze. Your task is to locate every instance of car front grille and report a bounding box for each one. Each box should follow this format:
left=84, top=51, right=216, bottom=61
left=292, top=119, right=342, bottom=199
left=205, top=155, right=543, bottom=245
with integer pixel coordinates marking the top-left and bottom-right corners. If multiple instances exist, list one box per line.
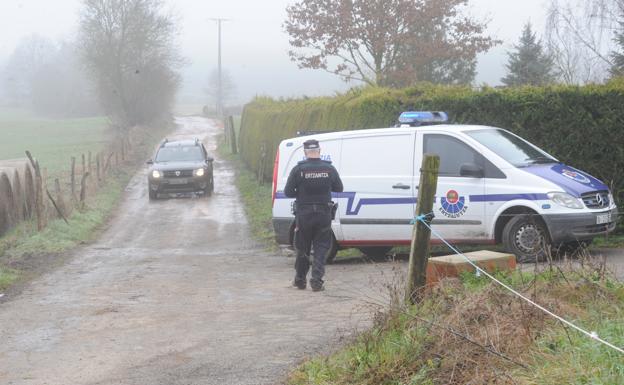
left=581, top=191, right=610, bottom=209
left=163, top=170, right=193, bottom=178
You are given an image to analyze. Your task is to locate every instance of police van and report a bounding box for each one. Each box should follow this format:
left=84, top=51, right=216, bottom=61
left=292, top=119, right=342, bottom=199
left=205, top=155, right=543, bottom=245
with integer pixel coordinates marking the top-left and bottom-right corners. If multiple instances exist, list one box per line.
left=271, top=112, right=618, bottom=263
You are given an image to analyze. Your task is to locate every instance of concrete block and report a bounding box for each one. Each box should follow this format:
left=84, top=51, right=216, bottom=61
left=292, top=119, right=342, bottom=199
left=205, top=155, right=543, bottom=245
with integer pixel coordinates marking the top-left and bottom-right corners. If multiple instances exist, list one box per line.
left=426, top=250, right=517, bottom=285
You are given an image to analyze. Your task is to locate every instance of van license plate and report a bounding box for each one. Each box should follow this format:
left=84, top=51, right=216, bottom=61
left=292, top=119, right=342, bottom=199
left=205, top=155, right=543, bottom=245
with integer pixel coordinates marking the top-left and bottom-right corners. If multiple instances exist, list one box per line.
left=596, top=213, right=611, bottom=225
left=169, top=179, right=188, bottom=185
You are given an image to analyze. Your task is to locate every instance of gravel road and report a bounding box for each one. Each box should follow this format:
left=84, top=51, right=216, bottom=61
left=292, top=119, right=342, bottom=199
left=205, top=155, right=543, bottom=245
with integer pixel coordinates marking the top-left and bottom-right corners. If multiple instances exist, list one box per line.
left=1, top=117, right=622, bottom=385
left=0, top=117, right=397, bottom=385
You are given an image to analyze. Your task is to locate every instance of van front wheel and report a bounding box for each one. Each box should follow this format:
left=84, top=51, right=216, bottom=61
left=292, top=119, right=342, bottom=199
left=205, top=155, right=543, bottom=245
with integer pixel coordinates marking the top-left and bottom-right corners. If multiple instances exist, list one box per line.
left=502, top=214, right=550, bottom=263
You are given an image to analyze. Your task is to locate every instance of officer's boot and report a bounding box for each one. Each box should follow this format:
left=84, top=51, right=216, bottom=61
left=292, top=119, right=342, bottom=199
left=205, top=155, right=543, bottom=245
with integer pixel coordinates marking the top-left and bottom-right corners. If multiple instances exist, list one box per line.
left=293, top=253, right=310, bottom=290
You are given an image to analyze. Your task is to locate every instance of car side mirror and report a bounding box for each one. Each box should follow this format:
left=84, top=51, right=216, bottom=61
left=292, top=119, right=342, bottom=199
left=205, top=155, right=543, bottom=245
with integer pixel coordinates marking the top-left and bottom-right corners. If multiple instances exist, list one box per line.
left=460, top=163, right=484, bottom=178
left=146, top=159, right=154, bottom=165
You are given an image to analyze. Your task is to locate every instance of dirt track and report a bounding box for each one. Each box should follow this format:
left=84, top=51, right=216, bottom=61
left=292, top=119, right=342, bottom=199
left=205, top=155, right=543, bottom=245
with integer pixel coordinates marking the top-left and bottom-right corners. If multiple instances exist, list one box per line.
left=0, top=117, right=396, bottom=385
left=1, top=117, right=623, bottom=385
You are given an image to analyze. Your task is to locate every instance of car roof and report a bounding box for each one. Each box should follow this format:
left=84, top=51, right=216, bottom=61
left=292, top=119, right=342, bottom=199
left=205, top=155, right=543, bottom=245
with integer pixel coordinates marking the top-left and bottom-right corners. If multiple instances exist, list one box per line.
left=162, top=139, right=199, bottom=147
left=289, top=124, right=500, bottom=144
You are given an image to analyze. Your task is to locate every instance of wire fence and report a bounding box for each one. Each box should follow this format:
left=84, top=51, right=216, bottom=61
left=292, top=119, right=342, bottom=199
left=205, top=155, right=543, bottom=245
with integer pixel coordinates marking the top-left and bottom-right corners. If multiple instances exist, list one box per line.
left=0, top=135, right=134, bottom=237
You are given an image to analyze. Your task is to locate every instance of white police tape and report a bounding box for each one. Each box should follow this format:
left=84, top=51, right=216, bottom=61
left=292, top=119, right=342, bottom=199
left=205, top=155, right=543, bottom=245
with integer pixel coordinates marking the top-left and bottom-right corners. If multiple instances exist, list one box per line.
left=414, top=214, right=624, bottom=355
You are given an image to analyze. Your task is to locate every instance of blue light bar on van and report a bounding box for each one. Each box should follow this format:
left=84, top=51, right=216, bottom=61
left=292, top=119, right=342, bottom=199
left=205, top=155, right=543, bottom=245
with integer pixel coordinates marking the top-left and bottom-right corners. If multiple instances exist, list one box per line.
left=398, top=111, right=448, bottom=125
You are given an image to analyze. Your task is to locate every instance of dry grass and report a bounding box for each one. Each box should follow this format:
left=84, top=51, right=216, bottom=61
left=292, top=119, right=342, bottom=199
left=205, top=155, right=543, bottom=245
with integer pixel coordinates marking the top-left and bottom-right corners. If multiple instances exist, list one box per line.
left=289, top=254, right=624, bottom=385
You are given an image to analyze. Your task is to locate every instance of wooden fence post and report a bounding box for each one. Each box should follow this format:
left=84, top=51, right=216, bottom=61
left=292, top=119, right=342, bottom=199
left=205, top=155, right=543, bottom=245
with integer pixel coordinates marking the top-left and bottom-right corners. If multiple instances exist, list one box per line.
left=223, top=118, right=229, bottom=145
left=80, top=172, right=90, bottom=210
left=82, top=153, right=86, bottom=176
left=51, top=178, right=68, bottom=222
left=230, top=122, right=237, bottom=154
left=96, top=153, right=101, bottom=183
left=70, top=156, right=76, bottom=202
left=103, top=152, right=113, bottom=176
left=25, top=151, right=45, bottom=231
left=406, top=154, right=440, bottom=304
left=257, top=143, right=267, bottom=183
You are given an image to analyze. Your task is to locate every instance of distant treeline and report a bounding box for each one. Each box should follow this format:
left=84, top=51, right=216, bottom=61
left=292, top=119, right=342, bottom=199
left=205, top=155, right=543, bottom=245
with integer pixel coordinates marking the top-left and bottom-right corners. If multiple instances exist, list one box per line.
left=0, top=35, right=100, bottom=117
left=239, top=82, right=624, bottom=209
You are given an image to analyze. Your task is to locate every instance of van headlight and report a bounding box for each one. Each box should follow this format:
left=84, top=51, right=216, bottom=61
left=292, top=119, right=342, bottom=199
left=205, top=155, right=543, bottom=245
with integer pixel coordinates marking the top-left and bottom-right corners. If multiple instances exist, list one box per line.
left=194, top=168, right=205, bottom=177
left=151, top=170, right=162, bottom=179
left=548, top=192, right=583, bottom=209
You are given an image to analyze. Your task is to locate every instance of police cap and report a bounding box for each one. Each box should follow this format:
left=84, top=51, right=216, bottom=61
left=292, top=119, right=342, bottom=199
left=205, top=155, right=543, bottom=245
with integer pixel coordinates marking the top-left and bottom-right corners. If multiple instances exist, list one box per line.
left=303, top=139, right=320, bottom=150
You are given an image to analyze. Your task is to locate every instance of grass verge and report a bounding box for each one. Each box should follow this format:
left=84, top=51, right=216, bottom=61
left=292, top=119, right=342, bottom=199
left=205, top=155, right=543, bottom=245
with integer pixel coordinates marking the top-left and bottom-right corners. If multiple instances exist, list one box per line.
left=593, top=234, right=624, bottom=249
left=288, top=260, right=624, bottom=384
left=217, top=131, right=275, bottom=247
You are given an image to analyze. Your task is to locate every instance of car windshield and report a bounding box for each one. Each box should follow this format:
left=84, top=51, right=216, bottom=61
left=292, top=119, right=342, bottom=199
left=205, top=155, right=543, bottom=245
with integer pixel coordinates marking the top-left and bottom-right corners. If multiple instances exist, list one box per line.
left=465, top=129, right=557, bottom=167
left=155, top=146, right=203, bottom=162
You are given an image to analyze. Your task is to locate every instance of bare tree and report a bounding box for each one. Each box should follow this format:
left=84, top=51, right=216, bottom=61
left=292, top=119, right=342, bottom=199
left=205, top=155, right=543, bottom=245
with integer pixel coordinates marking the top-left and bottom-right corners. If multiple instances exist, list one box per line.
left=284, top=0, right=498, bottom=86
left=2, top=35, right=56, bottom=107
left=1, top=35, right=99, bottom=116
left=546, top=0, right=624, bottom=83
left=79, top=0, right=181, bottom=128
left=204, top=68, right=236, bottom=110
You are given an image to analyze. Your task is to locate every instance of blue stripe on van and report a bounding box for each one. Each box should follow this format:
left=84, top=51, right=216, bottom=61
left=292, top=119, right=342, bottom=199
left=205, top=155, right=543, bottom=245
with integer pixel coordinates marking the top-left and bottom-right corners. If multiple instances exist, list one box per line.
left=275, top=192, right=548, bottom=216
left=469, top=193, right=548, bottom=202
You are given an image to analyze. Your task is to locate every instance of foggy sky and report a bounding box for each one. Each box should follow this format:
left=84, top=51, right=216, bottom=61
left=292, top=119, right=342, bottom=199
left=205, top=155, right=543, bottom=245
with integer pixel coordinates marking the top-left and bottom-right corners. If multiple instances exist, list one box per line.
left=1, top=0, right=550, bottom=105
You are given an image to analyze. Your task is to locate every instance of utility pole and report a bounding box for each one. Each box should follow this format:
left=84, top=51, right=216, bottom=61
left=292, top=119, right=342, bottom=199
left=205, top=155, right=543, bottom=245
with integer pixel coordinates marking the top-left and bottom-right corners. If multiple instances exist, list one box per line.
left=209, top=18, right=228, bottom=117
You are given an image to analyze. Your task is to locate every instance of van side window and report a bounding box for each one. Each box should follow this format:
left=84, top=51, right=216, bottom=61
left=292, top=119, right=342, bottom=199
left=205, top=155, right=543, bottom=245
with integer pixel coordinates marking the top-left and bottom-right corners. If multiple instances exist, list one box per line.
left=341, top=134, right=413, bottom=176
left=423, top=134, right=505, bottom=178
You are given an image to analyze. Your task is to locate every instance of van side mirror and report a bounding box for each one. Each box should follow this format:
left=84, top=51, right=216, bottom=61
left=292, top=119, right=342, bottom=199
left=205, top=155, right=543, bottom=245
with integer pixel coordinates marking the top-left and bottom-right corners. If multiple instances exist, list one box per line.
left=206, top=157, right=214, bottom=163
left=460, top=163, right=484, bottom=178
left=146, top=159, right=154, bottom=165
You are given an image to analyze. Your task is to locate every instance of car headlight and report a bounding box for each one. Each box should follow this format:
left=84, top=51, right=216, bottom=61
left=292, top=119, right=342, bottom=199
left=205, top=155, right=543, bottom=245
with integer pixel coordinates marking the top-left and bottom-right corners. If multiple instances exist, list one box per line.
left=151, top=170, right=162, bottom=179
left=194, top=168, right=205, bottom=177
left=548, top=192, right=583, bottom=209
left=608, top=192, right=615, bottom=207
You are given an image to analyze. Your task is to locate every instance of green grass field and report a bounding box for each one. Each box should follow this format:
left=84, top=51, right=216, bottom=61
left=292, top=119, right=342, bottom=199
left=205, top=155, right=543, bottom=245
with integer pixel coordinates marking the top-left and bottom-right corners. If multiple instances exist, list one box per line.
left=0, top=112, right=171, bottom=292
left=0, top=108, right=110, bottom=176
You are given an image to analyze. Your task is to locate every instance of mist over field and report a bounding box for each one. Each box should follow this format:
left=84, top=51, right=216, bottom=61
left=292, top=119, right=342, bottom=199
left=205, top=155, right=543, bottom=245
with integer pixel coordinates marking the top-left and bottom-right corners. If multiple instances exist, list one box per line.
left=0, top=0, right=562, bottom=115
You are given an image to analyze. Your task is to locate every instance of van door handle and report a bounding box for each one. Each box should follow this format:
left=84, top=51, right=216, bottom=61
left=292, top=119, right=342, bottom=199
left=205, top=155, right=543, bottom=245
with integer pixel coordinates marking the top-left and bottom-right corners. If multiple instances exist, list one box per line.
left=392, top=183, right=411, bottom=190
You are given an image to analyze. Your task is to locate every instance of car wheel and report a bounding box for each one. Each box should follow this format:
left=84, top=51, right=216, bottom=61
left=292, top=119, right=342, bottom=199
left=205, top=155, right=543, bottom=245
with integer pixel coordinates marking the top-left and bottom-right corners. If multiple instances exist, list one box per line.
left=357, top=246, right=393, bottom=258
left=203, top=187, right=212, bottom=197
left=502, top=214, right=550, bottom=263
left=148, top=189, right=157, bottom=201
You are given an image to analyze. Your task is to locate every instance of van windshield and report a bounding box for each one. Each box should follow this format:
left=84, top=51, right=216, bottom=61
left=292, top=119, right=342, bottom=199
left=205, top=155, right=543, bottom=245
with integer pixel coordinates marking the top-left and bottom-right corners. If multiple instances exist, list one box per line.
left=465, top=129, right=557, bottom=167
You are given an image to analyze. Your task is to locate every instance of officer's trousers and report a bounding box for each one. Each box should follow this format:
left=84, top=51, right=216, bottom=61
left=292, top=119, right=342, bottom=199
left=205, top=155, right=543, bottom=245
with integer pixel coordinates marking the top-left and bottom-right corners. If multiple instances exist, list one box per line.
left=293, top=204, right=332, bottom=286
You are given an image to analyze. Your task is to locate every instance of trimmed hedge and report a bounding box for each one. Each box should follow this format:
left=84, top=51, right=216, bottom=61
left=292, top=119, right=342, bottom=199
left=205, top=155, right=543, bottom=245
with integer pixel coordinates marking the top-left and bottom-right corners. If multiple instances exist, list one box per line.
left=240, top=82, right=624, bottom=210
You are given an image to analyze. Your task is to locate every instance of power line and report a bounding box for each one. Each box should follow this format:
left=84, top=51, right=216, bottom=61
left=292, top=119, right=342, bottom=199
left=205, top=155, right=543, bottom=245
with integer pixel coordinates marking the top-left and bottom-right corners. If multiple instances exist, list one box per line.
left=208, top=18, right=229, bottom=117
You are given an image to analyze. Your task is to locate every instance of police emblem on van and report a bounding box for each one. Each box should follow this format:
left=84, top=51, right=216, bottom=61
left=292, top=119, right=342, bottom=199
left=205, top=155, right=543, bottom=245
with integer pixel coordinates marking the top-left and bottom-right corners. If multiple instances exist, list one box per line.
left=561, top=169, right=590, bottom=184
left=440, top=190, right=468, bottom=218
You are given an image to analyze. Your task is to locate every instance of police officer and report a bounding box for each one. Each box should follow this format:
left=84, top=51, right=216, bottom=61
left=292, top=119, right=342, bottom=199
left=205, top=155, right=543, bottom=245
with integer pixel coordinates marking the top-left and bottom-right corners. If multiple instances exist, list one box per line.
left=284, top=139, right=343, bottom=292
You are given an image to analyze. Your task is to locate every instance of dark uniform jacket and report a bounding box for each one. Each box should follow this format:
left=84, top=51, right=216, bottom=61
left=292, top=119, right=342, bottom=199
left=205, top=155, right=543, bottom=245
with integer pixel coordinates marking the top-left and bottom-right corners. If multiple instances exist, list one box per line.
left=284, top=158, right=343, bottom=204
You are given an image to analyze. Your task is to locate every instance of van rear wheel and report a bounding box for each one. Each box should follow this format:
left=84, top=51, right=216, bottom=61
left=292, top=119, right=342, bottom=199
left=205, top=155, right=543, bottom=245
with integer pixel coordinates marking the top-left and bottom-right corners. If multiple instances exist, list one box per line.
left=502, top=214, right=550, bottom=263
left=291, top=226, right=339, bottom=264
left=357, top=246, right=393, bottom=259
left=324, top=233, right=339, bottom=264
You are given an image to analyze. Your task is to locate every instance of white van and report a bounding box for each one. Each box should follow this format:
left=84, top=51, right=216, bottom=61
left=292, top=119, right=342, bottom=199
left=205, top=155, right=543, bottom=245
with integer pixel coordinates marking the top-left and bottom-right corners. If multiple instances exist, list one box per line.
left=271, top=112, right=618, bottom=262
